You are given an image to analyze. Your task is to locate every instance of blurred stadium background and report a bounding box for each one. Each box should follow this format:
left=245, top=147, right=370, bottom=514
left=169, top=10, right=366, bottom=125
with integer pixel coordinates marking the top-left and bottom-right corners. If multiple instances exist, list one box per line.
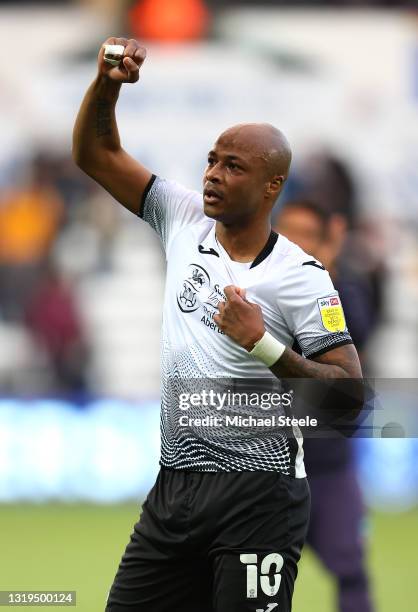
left=0, top=0, right=417, bottom=610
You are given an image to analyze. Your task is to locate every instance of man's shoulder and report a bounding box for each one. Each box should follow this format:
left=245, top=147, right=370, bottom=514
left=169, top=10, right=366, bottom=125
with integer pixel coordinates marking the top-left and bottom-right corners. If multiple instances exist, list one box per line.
left=144, top=176, right=206, bottom=238
left=173, top=216, right=214, bottom=240
left=275, top=234, right=323, bottom=270
left=151, top=176, right=203, bottom=206
left=273, top=234, right=331, bottom=298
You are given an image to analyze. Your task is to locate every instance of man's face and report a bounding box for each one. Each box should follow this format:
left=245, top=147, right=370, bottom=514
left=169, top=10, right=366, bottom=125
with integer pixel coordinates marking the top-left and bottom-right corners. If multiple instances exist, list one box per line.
left=276, top=207, right=324, bottom=258
left=202, top=132, right=271, bottom=225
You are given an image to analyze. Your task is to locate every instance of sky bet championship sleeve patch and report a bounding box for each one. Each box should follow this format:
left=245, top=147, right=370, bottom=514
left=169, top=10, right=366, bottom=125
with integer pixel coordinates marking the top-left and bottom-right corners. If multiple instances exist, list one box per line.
left=317, top=295, right=346, bottom=332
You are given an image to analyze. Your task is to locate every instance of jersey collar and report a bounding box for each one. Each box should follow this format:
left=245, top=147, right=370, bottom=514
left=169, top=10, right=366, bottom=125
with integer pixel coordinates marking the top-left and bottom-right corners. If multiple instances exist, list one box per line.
left=202, top=226, right=279, bottom=270
left=250, top=230, right=279, bottom=269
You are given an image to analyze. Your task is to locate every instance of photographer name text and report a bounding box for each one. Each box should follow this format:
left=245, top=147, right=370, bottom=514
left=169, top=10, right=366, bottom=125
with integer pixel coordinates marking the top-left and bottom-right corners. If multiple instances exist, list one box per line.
left=178, top=415, right=317, bottom=428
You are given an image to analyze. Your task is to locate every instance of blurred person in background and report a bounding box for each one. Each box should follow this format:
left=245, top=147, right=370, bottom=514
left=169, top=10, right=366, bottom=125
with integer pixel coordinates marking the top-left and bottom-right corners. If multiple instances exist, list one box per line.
left=24, top=258, right=89, bottom=395
left=0, top=153, right=64, bottom=321
left=275, top=152, right=386, bottom=347
left=275, top=199, right=375, bottom=612
left=276, top=197, right=378, bottom=362
left=0, top=150, right=95, bottom=394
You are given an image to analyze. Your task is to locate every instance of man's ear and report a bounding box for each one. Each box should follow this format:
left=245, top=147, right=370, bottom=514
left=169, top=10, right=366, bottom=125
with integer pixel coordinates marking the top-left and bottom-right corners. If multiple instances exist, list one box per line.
left=265, top=175, right=285, bottom=198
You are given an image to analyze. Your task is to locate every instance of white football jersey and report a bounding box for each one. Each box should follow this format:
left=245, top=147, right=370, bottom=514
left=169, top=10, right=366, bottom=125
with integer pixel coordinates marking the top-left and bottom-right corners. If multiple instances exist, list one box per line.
left=138, top=176, right=352, bottom=476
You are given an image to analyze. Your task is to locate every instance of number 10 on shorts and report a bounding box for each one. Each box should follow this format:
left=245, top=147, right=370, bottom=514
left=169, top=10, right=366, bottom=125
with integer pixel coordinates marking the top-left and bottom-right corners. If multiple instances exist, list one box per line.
left=240, top=553, right=284, bottom=598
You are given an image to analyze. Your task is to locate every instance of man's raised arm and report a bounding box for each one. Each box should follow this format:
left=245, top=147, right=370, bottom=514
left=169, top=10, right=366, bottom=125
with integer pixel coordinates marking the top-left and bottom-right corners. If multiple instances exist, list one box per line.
left=72, top=37, right=152, bottom=214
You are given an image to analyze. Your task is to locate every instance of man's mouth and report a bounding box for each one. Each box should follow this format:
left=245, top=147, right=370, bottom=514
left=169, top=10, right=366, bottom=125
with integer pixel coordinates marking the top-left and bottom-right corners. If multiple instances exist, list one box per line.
left=203, top=187, right=223, bottom=204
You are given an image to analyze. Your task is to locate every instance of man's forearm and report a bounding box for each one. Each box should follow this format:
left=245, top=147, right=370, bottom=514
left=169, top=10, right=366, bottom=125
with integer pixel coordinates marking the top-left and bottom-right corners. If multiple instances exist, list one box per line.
left=72, top=76, right=122, bottom=169
left=268, top=342, right=362, bottom=380
left=269, top=347, right=348, bottom=379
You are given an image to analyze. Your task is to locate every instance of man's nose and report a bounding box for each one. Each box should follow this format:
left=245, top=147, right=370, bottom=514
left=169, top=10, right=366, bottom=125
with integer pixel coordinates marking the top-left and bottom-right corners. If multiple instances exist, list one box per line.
left=206, top=162, right=222, bottom=182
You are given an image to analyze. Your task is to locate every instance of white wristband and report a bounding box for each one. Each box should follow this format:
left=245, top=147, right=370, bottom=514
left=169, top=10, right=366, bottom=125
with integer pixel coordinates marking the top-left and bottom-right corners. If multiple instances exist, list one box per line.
left=249, top=331, right=286, bottom=367
left=103, top=44, right=125, bottom=66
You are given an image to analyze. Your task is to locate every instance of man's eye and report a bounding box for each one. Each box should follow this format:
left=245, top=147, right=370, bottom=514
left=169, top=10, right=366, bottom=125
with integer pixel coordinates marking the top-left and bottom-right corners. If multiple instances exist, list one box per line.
left=228, top=163, right=239, bottom=170
left=207, top=158, right=215, bottom=166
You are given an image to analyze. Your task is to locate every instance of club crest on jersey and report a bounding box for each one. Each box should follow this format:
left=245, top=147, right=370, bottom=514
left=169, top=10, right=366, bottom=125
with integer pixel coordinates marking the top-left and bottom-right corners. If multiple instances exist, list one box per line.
left=317, top=295, right=346, bottom=333
left=177, top=264, right=210, bottom=313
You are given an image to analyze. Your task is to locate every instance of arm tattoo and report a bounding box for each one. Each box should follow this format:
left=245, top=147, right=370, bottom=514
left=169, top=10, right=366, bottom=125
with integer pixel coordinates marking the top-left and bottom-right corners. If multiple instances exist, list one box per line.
left=270, top=348, right=349, bottom=379
left=96, top=99, right=112, bottom=137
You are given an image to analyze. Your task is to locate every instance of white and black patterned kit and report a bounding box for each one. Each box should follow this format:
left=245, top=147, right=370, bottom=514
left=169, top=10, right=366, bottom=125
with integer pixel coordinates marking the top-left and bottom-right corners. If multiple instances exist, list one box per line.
left=139, top=175, right=352, bottom=477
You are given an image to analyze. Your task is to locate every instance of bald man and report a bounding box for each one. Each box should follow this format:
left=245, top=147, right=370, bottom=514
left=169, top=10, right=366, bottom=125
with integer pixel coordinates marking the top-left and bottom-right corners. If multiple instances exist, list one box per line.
left=73, top=39, right=362, bottom=612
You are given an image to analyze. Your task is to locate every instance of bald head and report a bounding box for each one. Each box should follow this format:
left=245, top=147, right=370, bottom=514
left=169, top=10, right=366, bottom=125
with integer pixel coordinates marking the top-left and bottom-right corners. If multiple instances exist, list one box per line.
left=217, top=123, right=292, bottom=181
left=203, top=122, right=292, bottom=223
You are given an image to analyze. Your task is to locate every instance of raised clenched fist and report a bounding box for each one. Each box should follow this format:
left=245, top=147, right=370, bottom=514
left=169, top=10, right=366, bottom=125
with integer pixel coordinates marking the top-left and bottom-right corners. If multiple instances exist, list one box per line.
left=98, top=37, right=147, bottom=84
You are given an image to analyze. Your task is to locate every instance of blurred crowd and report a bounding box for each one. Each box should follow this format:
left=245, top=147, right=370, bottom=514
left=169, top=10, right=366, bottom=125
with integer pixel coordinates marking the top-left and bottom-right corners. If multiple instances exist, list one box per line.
left=0, top=152, right=119, bottom=395
left=0, top=1, right=415, bottom=7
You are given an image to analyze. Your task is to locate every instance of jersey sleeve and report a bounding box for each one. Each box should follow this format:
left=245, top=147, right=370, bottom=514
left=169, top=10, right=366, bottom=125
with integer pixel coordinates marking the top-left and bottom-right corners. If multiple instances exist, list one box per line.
left=279, top=262, right=353, bottom=358
left=137, top=174, right=204, bottom=254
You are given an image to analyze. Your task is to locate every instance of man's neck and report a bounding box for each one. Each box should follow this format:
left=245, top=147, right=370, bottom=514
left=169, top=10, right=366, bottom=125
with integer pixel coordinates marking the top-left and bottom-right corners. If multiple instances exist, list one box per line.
left=215, top=221, right=272, bottom=263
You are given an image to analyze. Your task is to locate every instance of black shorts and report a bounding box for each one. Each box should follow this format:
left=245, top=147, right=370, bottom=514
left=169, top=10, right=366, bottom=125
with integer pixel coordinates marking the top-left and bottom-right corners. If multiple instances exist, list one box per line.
left=106, top=468, right=310, bottom=612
